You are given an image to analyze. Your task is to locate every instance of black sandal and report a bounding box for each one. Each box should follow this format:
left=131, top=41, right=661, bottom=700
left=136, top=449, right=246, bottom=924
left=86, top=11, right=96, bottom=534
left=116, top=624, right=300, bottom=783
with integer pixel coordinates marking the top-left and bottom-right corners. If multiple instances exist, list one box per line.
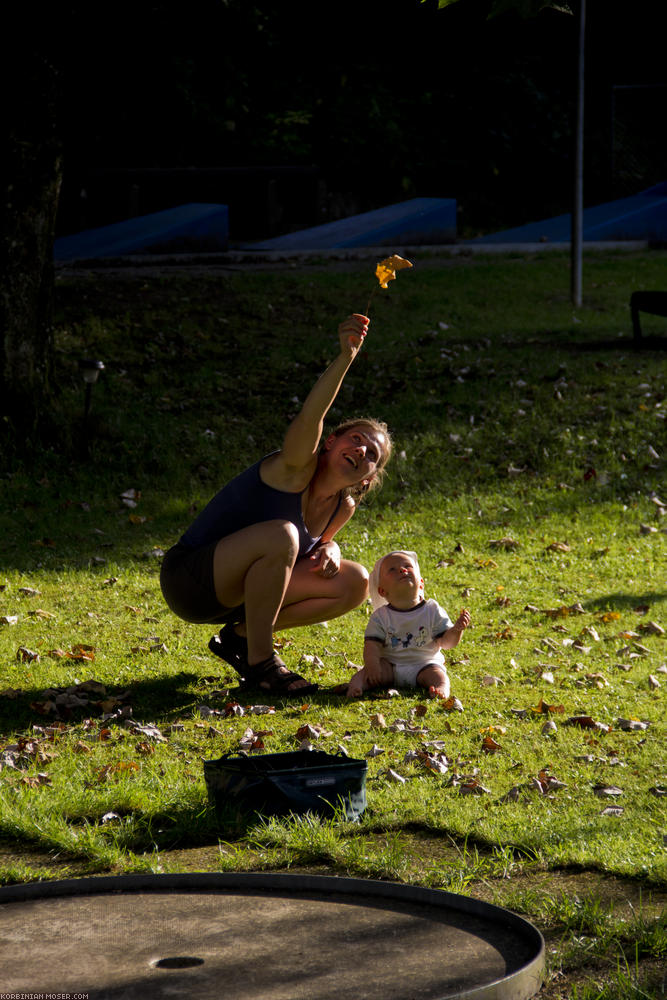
left=242, top=653, right=319, bottom=695
left=208, top=624, right=249, bottom=673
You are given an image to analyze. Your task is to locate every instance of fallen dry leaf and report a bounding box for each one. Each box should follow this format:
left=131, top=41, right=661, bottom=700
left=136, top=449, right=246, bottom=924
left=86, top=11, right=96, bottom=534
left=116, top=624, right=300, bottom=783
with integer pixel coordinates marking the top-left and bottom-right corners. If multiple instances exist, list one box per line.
left=385, top=768, right=406, bottom=784
left=593, top=784, right=623, bottom=797
left=482, top=674, right=504, bottom=686
left=598, top=611, right=621, bottom=624
left=20, top=773, right=52, bottom=788
left=530, top=698, right=565, bottom=715
left=639, top=621, right=664, bottom=636
left=482, top=736, right=502, bottom=754
left=375, top=254, right=413, bottom=289
left=440, top=696, right=464, bottom=712
left=120, top=488, right=141, bottom=506
left=238, top=728, right=266, bottom=751
left=565, top=715, right=611, bottom=732
left=295, top=723, right=331, bottom=740
left=585, top=672, right=609, bottom=689
left=415, top=751, right=449, bottom=775
left=458, top=779, right=491, bottom=796
left=616, top=718, right=650, bottom=731
left=16, top=647, right=40, bottom=663
left=66, top=644, right=96, bottom=662
left=489, top=537, right=520, bottom=550
left=127, top=722, right=166, bottom=743
left=95, top=760, right=140, bottom=783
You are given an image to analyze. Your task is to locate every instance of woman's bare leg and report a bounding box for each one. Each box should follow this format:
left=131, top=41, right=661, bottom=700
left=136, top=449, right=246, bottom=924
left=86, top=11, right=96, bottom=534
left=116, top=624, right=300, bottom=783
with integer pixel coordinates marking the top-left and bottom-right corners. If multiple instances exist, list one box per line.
left=212, top=519, right=299, bottom=665
left=273, top=558, right=369, bottom=629
left=213, top=537, right=368, bottom=691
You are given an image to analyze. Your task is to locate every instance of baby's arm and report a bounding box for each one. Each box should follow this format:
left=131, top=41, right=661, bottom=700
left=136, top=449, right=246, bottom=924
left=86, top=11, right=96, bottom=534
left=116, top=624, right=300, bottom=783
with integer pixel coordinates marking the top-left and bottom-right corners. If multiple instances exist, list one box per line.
left=437, top=609, right=471, bottom=650
left=346, top=639, right=392, bottom=697
left=363, top=638, right=389, bottom=686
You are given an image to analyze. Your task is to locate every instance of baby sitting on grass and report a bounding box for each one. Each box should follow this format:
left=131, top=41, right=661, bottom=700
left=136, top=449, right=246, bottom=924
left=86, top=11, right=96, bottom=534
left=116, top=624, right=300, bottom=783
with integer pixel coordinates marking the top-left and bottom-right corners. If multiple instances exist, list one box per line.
left=347, top=550, right=470, bottom=699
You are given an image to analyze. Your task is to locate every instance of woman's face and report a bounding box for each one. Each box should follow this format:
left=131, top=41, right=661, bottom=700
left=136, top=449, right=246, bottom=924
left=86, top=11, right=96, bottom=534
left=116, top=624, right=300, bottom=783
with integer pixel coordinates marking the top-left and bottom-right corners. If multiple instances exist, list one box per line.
left=327, top=425, right=386, bottom=484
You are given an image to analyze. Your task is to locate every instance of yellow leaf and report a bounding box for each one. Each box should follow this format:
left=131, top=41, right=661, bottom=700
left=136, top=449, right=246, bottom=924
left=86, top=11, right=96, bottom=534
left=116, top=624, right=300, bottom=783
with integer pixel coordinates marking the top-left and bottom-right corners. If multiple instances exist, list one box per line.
left=375, top=254, right=413, bottom=289
left=66, top=644, right=96, bottom=662
left=114, top=760, right=140, bottom=774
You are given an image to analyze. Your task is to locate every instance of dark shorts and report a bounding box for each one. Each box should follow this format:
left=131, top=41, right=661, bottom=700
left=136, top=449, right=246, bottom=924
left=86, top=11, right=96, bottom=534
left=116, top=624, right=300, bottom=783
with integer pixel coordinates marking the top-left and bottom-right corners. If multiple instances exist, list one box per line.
left=160, top=541, right=244, bottom=625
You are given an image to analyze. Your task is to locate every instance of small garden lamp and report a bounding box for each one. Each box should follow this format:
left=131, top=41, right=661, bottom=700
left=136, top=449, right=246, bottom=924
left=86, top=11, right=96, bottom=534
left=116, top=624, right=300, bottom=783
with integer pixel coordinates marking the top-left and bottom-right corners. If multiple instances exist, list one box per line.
left=78, top=358, right=105, bottom=454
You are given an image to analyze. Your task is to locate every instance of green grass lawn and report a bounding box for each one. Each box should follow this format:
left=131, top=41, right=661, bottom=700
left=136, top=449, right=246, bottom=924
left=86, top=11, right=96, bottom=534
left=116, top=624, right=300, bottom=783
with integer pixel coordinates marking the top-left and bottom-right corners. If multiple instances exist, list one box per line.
left=1, top=249, right=666, bottom=998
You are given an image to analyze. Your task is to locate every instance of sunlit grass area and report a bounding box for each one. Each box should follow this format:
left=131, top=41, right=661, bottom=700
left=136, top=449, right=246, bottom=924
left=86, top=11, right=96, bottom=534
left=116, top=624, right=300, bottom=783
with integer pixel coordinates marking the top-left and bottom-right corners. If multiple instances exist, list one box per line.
left=1, top=249, right=666, bottom=997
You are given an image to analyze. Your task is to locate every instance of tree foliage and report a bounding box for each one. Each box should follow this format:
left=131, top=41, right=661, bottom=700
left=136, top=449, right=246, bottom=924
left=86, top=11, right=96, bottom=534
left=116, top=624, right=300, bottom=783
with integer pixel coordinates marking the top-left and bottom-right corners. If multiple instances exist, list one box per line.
left=424, top=0, right=572, bottom=14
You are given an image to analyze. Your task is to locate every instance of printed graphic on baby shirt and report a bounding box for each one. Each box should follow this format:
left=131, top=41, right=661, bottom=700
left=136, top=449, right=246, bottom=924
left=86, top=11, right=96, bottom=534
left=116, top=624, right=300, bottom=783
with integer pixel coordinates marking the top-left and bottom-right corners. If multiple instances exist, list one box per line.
left=388, top=624, right=429, bottom=650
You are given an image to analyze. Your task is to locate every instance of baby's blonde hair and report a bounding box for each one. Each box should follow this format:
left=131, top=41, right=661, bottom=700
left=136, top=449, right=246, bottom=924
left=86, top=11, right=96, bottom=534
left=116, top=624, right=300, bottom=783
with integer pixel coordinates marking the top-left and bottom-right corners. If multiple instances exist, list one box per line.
left=369, top=550, right=421, bottom=610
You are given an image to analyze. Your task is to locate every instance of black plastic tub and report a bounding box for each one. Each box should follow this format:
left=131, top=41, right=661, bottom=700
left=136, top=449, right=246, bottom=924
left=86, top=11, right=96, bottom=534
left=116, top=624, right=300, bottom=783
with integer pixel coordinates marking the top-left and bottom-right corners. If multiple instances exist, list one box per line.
left=204, top=749, right=367, bottom=820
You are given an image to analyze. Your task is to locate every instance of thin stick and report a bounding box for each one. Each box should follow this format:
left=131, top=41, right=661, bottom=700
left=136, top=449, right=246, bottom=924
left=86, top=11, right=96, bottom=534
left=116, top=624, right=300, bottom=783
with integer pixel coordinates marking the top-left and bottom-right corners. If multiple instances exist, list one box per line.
left=365, top=286, right=378, bottom=317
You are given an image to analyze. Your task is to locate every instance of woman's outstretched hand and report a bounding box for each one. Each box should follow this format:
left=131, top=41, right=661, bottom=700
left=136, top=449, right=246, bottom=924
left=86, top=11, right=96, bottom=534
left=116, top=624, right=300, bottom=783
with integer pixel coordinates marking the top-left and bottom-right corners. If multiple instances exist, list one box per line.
left=338, top=314, right=369, bottom=361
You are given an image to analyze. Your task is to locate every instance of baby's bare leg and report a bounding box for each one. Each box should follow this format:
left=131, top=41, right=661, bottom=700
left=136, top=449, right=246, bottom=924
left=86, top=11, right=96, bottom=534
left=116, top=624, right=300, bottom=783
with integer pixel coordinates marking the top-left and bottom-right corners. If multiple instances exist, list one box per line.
left=416, top=664, right=450, bottom=699
left=346, top=657, right=395, bottom=697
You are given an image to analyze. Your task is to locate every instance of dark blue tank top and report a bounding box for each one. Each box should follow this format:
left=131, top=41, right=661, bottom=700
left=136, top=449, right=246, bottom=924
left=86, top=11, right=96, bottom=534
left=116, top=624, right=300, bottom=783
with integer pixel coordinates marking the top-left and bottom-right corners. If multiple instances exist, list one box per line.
left=180, top=454, right=339, bottom=557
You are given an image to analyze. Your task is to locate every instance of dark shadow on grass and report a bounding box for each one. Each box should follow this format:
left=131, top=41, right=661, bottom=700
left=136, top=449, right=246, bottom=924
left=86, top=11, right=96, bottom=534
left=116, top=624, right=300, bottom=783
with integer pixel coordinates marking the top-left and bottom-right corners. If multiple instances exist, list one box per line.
left=560, top=335, right=667, bottom=353
left=0, top=671, right=200, bottom=739
left=580, top=591, right=667, bottom=612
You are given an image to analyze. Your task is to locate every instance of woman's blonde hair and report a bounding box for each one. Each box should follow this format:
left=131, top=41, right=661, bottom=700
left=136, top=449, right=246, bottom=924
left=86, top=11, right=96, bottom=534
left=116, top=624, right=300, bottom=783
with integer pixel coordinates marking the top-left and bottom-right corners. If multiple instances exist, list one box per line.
left=328, top=417, right=393, bottom=501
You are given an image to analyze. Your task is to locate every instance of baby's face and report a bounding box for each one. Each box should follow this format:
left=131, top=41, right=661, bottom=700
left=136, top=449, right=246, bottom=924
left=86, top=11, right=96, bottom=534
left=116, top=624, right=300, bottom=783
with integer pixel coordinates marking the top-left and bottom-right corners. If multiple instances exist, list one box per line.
left=378, top=554, right=422, bottom=606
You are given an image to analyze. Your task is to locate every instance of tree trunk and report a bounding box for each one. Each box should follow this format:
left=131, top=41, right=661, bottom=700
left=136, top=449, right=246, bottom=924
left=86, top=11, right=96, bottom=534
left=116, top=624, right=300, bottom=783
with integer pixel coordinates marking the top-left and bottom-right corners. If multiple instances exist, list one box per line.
left=0, top=48, right=62, bottom=440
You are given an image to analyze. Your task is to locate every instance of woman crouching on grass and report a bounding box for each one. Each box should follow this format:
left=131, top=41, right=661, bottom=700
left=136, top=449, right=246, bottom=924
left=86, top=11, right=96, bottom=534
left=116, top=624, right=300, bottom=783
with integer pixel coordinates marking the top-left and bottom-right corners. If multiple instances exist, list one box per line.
left=160, top=313, right=392, bottom=695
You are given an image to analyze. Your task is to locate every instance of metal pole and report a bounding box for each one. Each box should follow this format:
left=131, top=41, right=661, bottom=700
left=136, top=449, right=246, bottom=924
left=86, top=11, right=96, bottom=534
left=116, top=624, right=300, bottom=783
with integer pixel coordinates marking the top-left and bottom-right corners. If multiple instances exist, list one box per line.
left=81, top=381, right=92, bottom=458
left=571, top=0, right=585, bottom=307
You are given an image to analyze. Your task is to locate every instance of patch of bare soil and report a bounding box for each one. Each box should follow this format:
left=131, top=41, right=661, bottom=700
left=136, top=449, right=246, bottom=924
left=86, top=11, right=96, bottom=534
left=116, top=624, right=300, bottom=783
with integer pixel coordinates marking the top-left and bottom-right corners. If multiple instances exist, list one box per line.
left=0, top=839, right=93, bottom=879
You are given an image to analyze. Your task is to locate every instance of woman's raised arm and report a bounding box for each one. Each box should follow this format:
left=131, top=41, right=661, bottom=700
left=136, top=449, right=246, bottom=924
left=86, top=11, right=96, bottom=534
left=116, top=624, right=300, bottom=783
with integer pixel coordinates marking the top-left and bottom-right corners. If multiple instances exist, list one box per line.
left=277, top=314, right=369, bottom=473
